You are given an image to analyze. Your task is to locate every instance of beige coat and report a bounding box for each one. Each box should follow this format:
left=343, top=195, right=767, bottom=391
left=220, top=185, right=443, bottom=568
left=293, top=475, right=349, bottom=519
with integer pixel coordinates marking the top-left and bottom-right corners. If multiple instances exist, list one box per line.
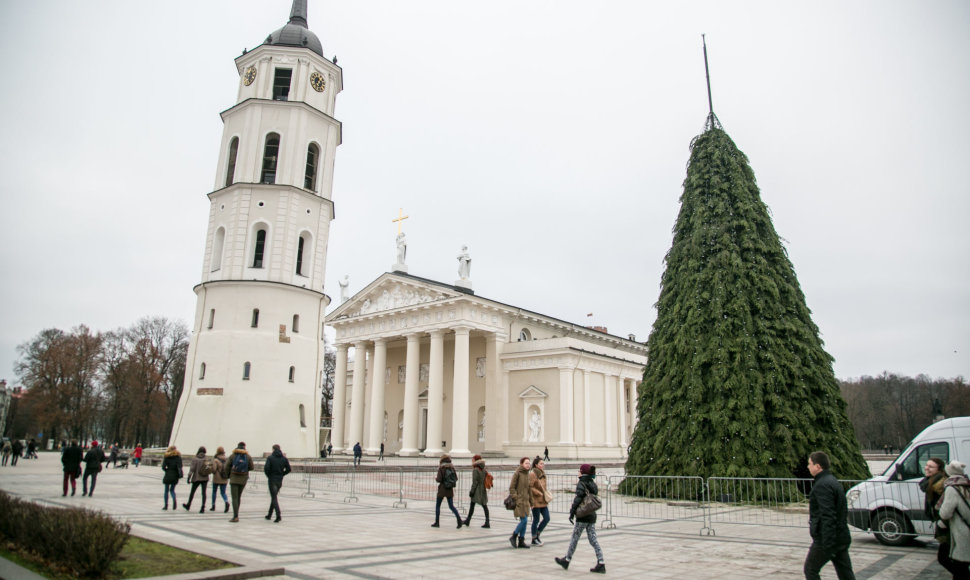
left=529, top=467, right=549, bottom=508
left=939, top=484, right=970, bottom=563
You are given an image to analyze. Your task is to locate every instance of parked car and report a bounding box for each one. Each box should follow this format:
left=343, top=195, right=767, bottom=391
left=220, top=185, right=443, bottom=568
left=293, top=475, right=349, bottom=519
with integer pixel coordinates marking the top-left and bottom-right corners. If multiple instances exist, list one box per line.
left=846, top=416, right=970, bottom=545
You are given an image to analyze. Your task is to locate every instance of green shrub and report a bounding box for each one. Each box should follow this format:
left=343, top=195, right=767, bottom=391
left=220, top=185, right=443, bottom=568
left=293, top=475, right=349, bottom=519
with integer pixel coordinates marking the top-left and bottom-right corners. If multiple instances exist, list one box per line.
left=0, top=490, right=130, bottom=577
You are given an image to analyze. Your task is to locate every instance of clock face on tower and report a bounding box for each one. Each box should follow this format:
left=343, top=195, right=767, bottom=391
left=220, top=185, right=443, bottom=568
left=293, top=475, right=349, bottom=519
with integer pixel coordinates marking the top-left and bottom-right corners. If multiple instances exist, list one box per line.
left=243, top=66, right=257, bottom=86
left=310, top=71, right=326, bottom=92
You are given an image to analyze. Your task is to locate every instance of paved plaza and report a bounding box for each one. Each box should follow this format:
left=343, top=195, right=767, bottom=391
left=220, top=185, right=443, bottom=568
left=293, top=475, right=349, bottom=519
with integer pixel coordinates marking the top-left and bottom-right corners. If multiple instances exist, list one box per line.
left=0, top=454, right=948, bottom=579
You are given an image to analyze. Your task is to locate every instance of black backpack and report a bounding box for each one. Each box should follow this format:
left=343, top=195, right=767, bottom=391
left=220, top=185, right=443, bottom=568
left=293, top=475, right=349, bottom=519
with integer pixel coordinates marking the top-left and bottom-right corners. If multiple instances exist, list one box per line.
left=443, top=467, right=457, bottom=489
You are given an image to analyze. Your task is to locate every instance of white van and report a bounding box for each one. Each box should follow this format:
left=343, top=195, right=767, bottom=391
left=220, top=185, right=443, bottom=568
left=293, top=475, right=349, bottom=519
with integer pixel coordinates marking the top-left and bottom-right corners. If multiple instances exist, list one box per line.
left=846, top=416, right=970, bottom=545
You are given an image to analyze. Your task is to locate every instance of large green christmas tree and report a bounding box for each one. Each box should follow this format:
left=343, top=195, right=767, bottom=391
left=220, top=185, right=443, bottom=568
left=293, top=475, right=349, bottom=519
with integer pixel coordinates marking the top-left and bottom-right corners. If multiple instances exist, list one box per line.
left=625, top=116, right=869, bottom=480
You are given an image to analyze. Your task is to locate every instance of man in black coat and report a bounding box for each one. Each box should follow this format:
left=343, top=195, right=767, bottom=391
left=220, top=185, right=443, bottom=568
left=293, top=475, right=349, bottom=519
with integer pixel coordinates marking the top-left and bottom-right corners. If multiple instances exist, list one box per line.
left=805, top=451, right=855, bottom=580
left=263, top=444, right=291, bottom=522
left=61, top=440, right=83, bottom=496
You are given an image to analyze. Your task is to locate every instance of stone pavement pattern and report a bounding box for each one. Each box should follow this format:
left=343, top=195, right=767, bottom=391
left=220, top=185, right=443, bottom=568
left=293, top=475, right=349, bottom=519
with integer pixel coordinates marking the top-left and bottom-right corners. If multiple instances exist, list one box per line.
left=0, top=454, right=948, bottom=579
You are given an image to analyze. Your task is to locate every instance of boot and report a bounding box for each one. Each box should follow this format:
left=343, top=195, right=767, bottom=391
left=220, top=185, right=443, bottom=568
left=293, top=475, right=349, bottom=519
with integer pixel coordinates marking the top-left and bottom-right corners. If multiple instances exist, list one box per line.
left=482, top=521, right=490, bottom=528
left=265, top=511, right=272, bottom=520
left=210, top=505, right=215, bottom=511
left=555, top=557, right=570, bottom=570
left=274, top=512, right=281, bottom=523
left=462, top=518, right=471, bottom=527
left=509, top=534, right=517, bottom=548
left=456, top=518, right=463, bottom=529
left=182, top=503, right=190, bottom=511
left=431, top=522, right=440, bottom=528
left=590, top=563, right=606, bottom=574
left=517, top=536, right=531, bottom=549
left=224, top=501, right=230, bottom=513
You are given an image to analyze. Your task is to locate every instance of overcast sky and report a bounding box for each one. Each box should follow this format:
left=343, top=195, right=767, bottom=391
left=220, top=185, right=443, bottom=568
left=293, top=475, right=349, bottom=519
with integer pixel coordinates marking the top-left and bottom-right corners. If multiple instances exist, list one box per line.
left=1, top=1, right=968, bottom=385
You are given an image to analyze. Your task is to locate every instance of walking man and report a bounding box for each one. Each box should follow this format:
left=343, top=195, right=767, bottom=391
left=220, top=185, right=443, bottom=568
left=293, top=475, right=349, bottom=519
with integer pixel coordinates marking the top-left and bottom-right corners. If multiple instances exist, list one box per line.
left=263, top=444, right=291, bottom=522
left=379, top=442, right=385, bottom=461
left=805, top=451, right=855, bottom=580
left=226, top=442, right=255, bottom=522
left=353, top=442, right=362, bottom=467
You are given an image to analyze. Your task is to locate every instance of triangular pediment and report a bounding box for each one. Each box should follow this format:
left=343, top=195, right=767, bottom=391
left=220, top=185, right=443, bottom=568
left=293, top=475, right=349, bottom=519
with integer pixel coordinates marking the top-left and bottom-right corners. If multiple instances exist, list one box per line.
left=328, top=273, right=462, bottom=321
left=519, top=385, right=548, bottom=399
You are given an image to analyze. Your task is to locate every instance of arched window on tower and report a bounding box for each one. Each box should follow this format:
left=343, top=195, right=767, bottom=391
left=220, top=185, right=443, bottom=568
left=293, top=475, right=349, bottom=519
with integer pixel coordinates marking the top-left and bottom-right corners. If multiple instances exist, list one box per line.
left=261, top=133, right=280, bottom=184
left=292, top=314, right=300, bottom=333
left=243, top=362, right=251, bottom=380
left=299, top=404, right=307, bottom=428
left=225, top=137, right=239, bottom=187
left=199, top=363, right=206, bottom=380
left=252, top=228, right=267, bottom=268
left=211, top=227, right=225, bottom=271
left=251, top=308, right=260, bottom=328
left=304, top=143, right=319, bottom=191
left=288, top=366, right=295, bottom=382
left=295, top=235, right=306, bottom=276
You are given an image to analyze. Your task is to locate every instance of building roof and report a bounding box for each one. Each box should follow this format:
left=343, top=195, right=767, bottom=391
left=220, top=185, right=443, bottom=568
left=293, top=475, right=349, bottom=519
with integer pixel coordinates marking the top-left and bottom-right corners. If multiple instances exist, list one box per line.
left=263, top=0, right=324, bottom=57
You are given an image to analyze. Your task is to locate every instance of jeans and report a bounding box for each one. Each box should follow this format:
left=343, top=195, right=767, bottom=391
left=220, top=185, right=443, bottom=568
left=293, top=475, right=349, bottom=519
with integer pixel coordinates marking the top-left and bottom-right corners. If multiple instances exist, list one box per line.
left=268, top=480, right=282, bottom=518
left=531, top=506, right=550, bottom=537
left=804, top=542, right=855, bottom=580
left=186, top=481, right=207, bottom=509
left=230, top=483, right=245, bottom=518
left=514, top=515, right=529, bottom=538
left=435, top=496, right=461, bottom=523
left=83, top=470, right=98, bottom=495
left=163, top=483, right=177, bottom=508
left=211, top=483, right=228, bottom=507
left=565, top=521, right=604, bottom=563
left=62, top=471, right=78, bottom=495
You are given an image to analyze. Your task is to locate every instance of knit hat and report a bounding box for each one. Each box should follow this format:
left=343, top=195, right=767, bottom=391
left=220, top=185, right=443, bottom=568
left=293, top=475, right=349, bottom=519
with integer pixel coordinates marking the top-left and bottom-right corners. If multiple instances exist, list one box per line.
left=945, top=460, right=966, bottom=477
left=91, top=440, right=98, bottom=447
left=580, top=464, right=595, bottom=476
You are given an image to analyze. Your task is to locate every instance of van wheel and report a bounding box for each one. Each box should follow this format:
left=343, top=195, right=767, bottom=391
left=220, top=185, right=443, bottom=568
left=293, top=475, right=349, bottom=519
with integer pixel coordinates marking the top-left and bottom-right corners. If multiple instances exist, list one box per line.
left=872, top=510, right=913, bottom=546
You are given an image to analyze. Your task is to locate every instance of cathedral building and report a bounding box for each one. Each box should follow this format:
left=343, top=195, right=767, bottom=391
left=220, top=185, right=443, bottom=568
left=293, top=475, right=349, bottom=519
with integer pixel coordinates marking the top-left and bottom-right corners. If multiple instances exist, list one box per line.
left=326, top=272, right=645, bottom=459
left=170, top=1, right=340, bottom=457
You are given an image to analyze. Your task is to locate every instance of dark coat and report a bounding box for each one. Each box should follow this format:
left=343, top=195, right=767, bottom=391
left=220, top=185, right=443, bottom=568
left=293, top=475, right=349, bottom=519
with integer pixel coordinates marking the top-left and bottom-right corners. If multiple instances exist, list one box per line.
left=469, top=460, right=488, bottom=505
left=161, top=450, right=183, bottom=485
left=569, top=474, right=598, bottom=524
left=263, top=449, right=291, bottom=484
left=436, top=460, right=457, bottom=499
left=353, top=443, right=362, bottom=458
left=809, top=469, right=852, bottom=552
left=82, top=446, right=105, bottom=473
left=11, top=440, right=23, bottom=456
left=62, top=444, right=83, bottom=474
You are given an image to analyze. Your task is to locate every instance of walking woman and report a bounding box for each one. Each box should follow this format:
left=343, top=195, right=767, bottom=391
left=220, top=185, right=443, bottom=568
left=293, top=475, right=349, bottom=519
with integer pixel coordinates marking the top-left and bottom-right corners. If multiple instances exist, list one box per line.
left=464, top=454, right=490, bottom=528
left=432, top=454, right=463, bottom=528
left=161, top=445, right=183, bottom=510
left=61, top=439, right=82, bottom=496
left=133, top=443, right=143, bottom=467
left=509, top=456, right=533, bottom=549
left=530, top=456, right=551, bottom=545
left=183, top=446, right=209, bottom=513
left=226, top=442, right=254, bottom=522
left=555, top=464, right=605, bottom=573
left=210, top=446, right=230, bottom=513
left=937, top=460, right=970, bottom=578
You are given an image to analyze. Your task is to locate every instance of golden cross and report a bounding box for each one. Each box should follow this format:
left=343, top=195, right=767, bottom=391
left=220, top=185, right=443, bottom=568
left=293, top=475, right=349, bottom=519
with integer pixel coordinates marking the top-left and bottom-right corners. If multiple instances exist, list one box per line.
left=392, top=208, right=409, bottom=234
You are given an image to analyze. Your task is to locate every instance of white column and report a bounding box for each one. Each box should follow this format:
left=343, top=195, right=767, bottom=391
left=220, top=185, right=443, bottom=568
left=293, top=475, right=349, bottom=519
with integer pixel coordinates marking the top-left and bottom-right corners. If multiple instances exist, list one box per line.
left=583, top=369, right=592, bottom=446
left=331, top=344, right=348, bottom=452
left=365, top=338, right=387, bottom=454
left=450, top=326, right=472, bottom=457
left=617, top=376, right=628, bottom=451
left=348, top=340, right=367, bottom=452
left=400, top=333, right=422, bottom=456
left=424, top=330, right=445, bottom=456
left=559, top=367, right=574, bottom=444
left=604, top=374, right=616, bottom=447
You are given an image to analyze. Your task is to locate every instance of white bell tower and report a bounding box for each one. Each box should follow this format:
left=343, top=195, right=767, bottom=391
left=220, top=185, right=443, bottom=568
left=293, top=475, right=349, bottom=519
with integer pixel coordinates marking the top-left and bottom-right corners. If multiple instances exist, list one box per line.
left=170, top=0, right=342, bottom=457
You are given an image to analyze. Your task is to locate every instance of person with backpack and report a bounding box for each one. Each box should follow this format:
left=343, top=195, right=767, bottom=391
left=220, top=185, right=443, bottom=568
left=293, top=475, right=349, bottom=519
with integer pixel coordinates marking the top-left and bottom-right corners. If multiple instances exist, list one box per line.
left=263, top=444, right=291, bottom=522
left=81, top=440, right=106, bottom=496
left=210, top=446, right=230, bottom=513
left=226, top=442, right=254, bottom=522
left=463, top=454, right=490, bottom=528
left=432, top=454, right=463, bottom=529
left=161, top=445, right=184, bottom=509
left=937, top=460, right=970, bottom=577
left=1, top=439, right=11, bottom=466
left=555, top=464, right=605, bottom=573
left=182, top=446, right=210, bottom=513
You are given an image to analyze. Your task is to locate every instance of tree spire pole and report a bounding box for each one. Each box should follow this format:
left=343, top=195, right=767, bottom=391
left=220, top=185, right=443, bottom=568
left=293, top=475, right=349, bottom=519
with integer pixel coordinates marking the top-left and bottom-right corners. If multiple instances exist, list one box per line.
left=702, top=34, right=713, bottom=116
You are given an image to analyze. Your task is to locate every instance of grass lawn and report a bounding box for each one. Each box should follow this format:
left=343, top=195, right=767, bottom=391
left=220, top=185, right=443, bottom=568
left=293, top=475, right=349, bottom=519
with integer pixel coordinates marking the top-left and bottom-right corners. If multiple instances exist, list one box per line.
left=1, top=535, right=237, bottom=579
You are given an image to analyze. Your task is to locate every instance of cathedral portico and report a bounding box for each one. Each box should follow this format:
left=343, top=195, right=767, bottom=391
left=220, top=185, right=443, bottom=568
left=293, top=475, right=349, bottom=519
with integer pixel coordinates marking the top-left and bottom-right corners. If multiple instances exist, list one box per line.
left=326, top=272, right=646, bottom=459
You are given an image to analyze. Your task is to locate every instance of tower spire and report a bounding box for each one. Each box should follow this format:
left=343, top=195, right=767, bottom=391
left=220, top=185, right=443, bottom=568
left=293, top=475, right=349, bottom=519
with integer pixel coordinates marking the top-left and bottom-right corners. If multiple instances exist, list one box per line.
left=289, top=0, right=308, bottom=28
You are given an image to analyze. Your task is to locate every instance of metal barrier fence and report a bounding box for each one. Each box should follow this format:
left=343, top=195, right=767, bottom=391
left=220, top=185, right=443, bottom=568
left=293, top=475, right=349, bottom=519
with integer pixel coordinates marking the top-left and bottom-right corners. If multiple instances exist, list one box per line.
left=259, top=467, right=925, bottom=542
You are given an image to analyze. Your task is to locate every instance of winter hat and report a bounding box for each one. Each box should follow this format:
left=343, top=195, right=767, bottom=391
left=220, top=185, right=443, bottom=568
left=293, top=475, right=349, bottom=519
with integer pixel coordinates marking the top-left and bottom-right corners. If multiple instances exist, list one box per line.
left=945, top=460, right=966, bottom=477
left=91, top=440, right=99, bottom=447
left=580, top=464, right=595, bottom=476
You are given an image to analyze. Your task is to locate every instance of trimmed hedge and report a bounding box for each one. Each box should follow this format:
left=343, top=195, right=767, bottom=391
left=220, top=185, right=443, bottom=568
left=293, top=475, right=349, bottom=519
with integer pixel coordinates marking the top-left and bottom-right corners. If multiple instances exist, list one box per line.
left=0, top=490, right=130, bottom=577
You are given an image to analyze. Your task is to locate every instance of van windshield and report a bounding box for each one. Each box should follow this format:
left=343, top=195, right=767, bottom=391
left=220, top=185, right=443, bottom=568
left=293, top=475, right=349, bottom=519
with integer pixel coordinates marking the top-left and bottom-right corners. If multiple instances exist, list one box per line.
left=889, top=441, right=950, bottom=480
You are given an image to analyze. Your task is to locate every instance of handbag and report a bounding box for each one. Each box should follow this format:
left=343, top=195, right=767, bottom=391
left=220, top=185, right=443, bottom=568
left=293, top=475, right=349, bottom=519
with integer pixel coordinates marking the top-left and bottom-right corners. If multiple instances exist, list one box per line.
left=542, top=487, right=554, bottom=503
left=575, top=482, right=602, bottom=518
left=504, top=494, right=516, bottom=510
